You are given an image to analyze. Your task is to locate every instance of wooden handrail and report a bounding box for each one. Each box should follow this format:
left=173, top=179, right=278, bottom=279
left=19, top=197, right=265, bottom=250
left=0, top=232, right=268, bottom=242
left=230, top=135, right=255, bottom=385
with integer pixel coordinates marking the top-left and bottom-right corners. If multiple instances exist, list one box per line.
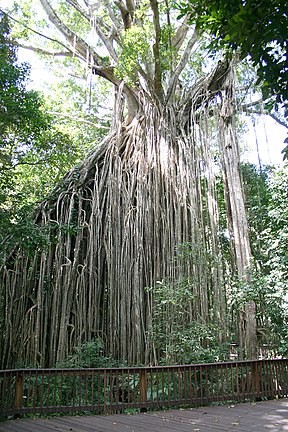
left=0, top=359, right=287, bottom=418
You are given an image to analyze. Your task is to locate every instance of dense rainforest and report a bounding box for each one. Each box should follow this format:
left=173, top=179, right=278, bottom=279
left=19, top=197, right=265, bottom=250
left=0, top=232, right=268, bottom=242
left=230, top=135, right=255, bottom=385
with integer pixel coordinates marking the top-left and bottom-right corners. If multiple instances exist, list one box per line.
left=0, top=0, right=287, bottom=369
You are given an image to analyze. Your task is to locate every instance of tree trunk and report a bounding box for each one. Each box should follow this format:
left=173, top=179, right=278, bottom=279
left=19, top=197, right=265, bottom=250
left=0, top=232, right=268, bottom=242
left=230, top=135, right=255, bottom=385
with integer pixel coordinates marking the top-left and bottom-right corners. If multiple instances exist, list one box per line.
left=0, top=85, right=230, bottom=367
left=219, top=64, right=257, bottom=359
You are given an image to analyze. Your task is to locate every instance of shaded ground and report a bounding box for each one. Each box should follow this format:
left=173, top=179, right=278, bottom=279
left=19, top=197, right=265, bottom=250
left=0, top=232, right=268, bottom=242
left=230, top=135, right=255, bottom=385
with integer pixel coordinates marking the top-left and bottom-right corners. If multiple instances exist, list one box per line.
left=1, top=399, right=288, bottom=431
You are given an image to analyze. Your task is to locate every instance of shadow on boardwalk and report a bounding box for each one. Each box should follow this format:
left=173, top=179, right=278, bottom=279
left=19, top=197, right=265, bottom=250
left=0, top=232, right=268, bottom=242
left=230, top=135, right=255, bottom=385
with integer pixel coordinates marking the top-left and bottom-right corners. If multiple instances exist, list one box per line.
left=1, top=399, right=288, bottom=431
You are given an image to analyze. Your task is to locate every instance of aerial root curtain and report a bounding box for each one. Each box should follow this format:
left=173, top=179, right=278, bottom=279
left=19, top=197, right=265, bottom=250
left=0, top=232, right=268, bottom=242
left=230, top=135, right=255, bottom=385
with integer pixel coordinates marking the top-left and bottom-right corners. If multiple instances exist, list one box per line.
left=0, top=63, right=255, bottom=368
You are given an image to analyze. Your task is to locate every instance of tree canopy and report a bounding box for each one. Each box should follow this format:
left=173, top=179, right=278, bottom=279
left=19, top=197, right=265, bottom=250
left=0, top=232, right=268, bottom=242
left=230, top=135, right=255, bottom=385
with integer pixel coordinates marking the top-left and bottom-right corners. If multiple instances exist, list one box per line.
left=0, top=11, right=48, bottom=186
left=0, top=11, right=93, bottom=261
left=0, top=11, right=75, bottom=192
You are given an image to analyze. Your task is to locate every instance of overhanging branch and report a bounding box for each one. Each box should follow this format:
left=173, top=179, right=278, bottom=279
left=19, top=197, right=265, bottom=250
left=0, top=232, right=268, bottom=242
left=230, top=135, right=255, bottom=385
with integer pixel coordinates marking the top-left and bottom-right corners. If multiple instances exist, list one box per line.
left=17, top=43, right=76, bottom=58
left=38, top=0, right=119, bottom=84
left=240, top=99, right=288, bottom=129
left=47, top=111, right=111, bottom=129
left=39, top=0, right=101, bottom=64
left=243, top=108, right=288, bottom=129
left=103, top=0, right=123, bottom=34
left=1, top=9, right=72, bottom=52
left=90, top=17, right=119, bottom=63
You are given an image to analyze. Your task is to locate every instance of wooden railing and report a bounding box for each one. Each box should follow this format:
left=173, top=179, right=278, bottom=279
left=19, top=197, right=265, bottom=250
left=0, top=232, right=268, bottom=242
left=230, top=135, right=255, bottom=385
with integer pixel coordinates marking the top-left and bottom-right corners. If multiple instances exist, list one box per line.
left=1, top=359, right=288, bottom=417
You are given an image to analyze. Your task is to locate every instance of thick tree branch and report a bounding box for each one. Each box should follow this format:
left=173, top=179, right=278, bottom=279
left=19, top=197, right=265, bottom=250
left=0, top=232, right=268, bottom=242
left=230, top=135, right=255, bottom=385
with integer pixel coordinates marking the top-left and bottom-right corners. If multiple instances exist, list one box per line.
left=240, top=99, right=288, bottom=129
left=178, top=59, right=232, bottom=121
left=126, top=0, right=135, bottom=19
left=65, top=0, right=90, bottom=21
left=114, top=0, right=132, bottom=30
left=166, top=29, right=198, bottom=104
left=243, top=108, right=288, bottom=129
left=39, top=0, right=92, bottom=60
left=90, top=17, right=119, bottom=63
left=207, top=58, right=231, bottom=93
left=103, top=0, right=123, bottom=34
left=17, top=43, right=75, bottom=58
left=38, top=0, right=118, bottom=84
left=149, top=0, right=163, bottom=100
left=267, top=112, right=288, bottom=129
left=94, top=15, right=121, bottom=44
left=172, top=16, right=189, bottom=51
left=240, top=99, right=263, bottom=111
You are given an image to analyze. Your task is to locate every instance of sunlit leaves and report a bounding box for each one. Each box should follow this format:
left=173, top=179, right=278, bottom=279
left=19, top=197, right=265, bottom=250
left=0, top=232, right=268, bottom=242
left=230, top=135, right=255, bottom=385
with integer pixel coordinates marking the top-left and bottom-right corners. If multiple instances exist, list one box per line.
left=116, top=24, right=153, bottom=84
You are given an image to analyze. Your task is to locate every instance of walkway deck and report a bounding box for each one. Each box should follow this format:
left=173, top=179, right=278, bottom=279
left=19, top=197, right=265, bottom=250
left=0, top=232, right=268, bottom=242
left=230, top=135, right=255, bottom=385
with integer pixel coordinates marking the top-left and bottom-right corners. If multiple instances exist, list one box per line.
left=1, top=399, right=288, bottom=432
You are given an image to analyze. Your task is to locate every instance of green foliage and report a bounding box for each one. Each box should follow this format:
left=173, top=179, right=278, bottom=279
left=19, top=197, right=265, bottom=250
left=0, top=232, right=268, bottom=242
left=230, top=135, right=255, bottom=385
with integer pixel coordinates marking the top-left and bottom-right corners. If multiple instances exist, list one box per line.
left=116, top=19, right=178, bottom=85
left=58, top=339, right=124, bottom=368
left=159, top=24, right=177, bottom=72
left=0, top=12, right=79, bottom=196
left=240, top=163, right=272, bottom=263
left=0, top=12, right=94, bottom=262
left=0, top=206, right=49, bottom=263
left=0, top=13, right=47, bottom=164
left=147, top=279, right=230, bottom=364
left=234, top=163, right=288, bottom=356
left=116, top=24, right=153, bottom=85
left=230, top=272, right=288, bottom=357
left=263, top=164, right=288, bottom=298
left=180, top=0, right=288, bottom=116
left=44, top=60, right=111, bottom=148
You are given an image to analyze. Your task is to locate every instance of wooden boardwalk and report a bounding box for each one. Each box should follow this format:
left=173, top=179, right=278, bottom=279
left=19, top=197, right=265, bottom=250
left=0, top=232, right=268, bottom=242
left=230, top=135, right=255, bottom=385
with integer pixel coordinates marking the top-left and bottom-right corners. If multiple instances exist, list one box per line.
left=1, top=399, right=288, bottom=432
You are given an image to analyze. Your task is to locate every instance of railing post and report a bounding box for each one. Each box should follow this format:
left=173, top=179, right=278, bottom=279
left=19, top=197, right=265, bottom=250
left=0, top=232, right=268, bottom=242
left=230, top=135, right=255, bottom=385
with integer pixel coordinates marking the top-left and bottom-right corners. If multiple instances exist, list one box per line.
left=103, top=371, right=107, bottom=413
left=14, top=372, right=24, bottom=417
left=251, top=362, right=260, bottom=398
left=140, top=370, right=147, bottom=412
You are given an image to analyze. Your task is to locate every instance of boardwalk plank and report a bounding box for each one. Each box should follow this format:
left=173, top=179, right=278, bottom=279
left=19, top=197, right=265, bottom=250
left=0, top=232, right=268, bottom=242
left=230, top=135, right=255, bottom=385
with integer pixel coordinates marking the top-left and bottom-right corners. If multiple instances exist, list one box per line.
left=1, top=399, right=288, bottom=431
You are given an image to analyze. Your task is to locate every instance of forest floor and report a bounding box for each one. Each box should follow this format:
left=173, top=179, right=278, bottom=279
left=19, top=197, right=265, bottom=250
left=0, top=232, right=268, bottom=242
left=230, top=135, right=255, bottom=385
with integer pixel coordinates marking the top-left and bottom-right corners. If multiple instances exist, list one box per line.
left=0, top=399, right=288, bottom=431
